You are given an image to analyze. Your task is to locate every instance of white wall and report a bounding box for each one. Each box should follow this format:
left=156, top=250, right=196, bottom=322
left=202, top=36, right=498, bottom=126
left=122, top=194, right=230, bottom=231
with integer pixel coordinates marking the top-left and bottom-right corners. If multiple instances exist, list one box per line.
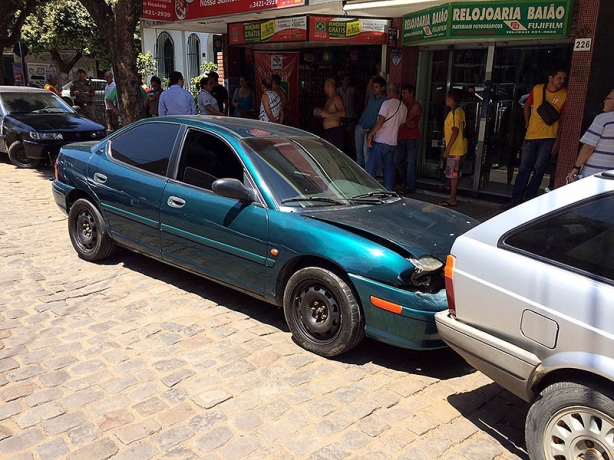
left=141, top=25, right=212, bottom=88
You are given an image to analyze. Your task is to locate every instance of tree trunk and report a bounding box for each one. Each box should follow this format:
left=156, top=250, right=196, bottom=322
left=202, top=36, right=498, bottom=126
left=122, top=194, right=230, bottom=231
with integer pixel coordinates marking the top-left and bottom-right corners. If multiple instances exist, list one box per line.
left=50, top=50, right=83, bottom=86
left=78, top=0, right=143, bottom=125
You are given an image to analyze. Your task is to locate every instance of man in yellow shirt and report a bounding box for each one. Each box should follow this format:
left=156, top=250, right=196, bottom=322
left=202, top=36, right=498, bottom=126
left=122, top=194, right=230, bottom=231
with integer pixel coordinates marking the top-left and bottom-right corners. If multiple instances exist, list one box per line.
left=440, top=88, right=467, bottom=207
left=505, top=68, right=567, bottom=208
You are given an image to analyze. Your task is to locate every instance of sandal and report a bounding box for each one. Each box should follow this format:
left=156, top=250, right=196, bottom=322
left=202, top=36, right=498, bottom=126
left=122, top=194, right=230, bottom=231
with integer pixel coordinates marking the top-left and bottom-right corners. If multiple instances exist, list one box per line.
left=439, top=200, right=458, bottom=207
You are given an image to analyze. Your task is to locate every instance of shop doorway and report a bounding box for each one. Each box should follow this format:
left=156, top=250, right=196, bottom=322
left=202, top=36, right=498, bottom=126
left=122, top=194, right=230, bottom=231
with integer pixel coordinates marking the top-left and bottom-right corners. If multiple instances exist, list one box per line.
left=418, top=44, right=571, bottom=197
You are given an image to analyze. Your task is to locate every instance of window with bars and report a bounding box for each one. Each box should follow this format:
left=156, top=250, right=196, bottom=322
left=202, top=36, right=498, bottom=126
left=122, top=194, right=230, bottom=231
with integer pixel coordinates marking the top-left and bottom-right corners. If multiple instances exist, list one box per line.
left=186, top=34, right=201, bottom=94
left=156, top=32, right=175, bottom=81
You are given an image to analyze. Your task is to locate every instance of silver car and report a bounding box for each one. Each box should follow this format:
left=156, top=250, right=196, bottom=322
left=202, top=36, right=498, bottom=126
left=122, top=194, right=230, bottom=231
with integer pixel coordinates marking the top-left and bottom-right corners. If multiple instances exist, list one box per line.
left=435, top=171, right=614, bottom=460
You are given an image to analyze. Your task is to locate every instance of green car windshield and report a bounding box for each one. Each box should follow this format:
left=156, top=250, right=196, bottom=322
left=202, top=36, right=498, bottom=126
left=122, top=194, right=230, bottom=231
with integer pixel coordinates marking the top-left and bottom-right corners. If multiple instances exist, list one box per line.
left=242, top=137, right=392, bottom=207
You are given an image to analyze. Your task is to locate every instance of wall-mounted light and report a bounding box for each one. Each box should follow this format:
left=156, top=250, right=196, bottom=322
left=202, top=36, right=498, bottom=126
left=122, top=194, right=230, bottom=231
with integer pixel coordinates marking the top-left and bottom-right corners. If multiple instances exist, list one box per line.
left=343, top=0, right=432, bottom=11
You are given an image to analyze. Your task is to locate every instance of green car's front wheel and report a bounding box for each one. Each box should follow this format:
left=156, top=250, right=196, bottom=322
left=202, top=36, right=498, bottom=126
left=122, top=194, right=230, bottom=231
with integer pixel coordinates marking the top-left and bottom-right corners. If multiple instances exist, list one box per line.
left=283, top=267, right=364, bottom=357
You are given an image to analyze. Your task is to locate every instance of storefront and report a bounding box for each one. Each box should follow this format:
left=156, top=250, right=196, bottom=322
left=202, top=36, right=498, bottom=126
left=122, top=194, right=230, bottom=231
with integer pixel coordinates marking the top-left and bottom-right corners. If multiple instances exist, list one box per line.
left=403, top=0, right=574, bottom=197
left=226, top=15, right=389, bottom=141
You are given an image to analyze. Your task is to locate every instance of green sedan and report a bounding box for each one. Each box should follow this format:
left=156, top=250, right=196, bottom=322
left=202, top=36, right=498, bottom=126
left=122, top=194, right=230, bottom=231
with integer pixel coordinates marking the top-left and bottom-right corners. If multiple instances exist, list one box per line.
left=52, top=116, right=477, bottom=357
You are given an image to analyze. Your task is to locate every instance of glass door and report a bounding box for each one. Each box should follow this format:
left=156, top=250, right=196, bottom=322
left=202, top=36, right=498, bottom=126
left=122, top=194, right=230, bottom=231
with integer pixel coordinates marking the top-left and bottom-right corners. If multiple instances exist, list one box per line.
left=420, top=48, right=487, bottom=186
left=478, top=46, right=572, bottom=195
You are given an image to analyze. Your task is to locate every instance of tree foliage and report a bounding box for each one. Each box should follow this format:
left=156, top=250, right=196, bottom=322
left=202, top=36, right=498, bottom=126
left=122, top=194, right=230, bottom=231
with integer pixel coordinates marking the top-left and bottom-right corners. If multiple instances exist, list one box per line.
left=137, top=51, right=157, bottom=80
left=0, top=0, right=46, bottom=83
left=22, top=0, right=110, bottom=82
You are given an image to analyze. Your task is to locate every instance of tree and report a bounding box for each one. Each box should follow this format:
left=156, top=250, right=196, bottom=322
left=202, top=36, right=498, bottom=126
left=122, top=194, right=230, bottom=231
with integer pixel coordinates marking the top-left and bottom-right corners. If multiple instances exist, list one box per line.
left=0, top=0, right=45, bottom=84
left=78, top=0, right=143, bottom=125
left=22, top=0, right=110, bottom=84
left=137, top=51, right=157, bottom=82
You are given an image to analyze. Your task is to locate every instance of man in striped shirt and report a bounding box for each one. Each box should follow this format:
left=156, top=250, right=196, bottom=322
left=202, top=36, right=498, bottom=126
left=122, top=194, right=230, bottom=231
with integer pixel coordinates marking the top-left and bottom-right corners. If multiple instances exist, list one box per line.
left=567, top=89, right=614, bottom=182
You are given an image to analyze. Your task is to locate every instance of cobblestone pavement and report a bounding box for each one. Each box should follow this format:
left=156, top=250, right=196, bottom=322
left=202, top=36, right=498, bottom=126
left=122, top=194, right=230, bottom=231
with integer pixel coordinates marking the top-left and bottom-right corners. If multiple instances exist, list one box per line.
left=0, top=157, right=529, bottom=459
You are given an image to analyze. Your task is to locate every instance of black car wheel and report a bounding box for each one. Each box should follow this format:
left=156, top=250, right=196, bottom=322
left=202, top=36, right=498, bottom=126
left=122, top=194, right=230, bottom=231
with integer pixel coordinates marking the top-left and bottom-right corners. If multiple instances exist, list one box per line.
left=526, top=380, right=614, bottom=460
left=8, top=141, right=40, bottom=169
left=68, top=198, right=115, bottom=261
left=283, top=267, right=364, bottom=357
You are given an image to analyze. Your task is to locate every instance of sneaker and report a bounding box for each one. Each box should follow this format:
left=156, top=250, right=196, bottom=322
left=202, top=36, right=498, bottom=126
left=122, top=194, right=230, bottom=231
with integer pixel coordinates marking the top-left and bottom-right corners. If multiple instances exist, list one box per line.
left=499, top=202, right=516, bottom=211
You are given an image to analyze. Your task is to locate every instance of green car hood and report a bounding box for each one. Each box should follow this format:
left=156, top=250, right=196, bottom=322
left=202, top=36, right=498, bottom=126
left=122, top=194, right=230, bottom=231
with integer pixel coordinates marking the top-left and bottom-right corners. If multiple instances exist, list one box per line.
left=304, top=198, right=478, bottom=260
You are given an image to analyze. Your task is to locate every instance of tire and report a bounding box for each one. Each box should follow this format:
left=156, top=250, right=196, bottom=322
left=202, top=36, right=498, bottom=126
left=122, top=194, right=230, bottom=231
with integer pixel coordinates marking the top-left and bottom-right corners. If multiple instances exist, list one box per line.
left=526, top=380, right=614, bottom=460
left=283, top=267, right=364, bottom=357
left=8, top=141, right=40, bottom=169
left=68, top=198, right=115, bottom=261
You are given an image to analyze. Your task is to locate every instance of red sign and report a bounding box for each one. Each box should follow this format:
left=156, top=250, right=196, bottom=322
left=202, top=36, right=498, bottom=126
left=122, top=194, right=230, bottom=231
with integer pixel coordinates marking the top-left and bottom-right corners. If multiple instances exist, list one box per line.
left=309, top=16, right=390, bottom=44
left=174, top=0, right=304, bottom=21
left=229, top=17, right=308, bottom=45
left=142, top=0, right=174, bottom=21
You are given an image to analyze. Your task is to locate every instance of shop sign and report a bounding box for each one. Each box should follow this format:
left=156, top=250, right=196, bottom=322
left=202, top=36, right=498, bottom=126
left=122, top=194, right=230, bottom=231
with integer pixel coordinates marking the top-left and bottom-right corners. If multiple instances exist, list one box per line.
left=228, top=16, right=308, bottom=44
left=309, top=16, right=390, bottom=44
left=148, top=0, right=305, bottom=21
left=402, top=4, right=449, bottom=45
left=141, top=0, right=174, bottom=21
left=449, top=0, right=572, bottom=38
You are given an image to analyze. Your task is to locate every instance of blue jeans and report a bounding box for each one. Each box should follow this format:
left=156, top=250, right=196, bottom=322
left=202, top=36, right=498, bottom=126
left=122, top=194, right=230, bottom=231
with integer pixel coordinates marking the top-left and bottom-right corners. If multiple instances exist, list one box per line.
left=394, top=138, right=421, bottom=191
left=511, top=138, right=555, bottom=205
left=354, top=125, right=370, bottom=168
left=366, top=141, right=395, bottom=191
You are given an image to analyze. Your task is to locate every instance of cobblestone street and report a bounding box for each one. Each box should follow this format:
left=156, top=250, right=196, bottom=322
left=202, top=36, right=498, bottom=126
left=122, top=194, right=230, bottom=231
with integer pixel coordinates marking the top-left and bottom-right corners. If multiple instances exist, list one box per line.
left=0, top=157, right=529, bottom=459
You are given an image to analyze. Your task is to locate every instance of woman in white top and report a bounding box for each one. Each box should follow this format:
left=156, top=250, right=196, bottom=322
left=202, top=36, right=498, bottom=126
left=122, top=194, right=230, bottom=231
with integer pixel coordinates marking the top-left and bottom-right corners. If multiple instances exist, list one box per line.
left=198, top=77, right=224, bottom=116
left=259, top=77, right=281, bottom=123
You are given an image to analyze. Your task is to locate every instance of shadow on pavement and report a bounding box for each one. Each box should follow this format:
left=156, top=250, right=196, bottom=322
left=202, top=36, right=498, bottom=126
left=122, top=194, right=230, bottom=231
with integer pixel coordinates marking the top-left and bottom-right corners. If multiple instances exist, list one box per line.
left=98, top=248, right=477, bottom=377
left=447, top=382, right=530, bottom=459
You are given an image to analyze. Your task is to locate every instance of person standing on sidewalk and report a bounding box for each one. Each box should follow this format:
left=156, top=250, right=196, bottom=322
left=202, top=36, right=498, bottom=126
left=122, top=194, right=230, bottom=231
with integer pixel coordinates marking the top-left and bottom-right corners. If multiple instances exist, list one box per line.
left=355, top=77, right=386, bottom=168
left=158, top=71, right=196, bottom=116
left=394, top=84, right=422, bottom=194
left=439, top=88, right=467, bottom=207
left=314, top=78, right=345, bottom=151
left=103, top=71, right=119, bottom=132
left=566, top=88, right=614, bottom=182
left=70, top=68, right=96, bottom=122
left=365, top=83, right=407, bottom=191
left=504, top=68, right=567, bottom=208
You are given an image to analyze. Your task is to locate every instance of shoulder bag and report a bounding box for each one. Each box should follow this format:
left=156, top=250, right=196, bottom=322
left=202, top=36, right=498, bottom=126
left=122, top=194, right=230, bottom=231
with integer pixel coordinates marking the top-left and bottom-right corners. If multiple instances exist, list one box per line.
left=536, top=84, right=560, bottom=126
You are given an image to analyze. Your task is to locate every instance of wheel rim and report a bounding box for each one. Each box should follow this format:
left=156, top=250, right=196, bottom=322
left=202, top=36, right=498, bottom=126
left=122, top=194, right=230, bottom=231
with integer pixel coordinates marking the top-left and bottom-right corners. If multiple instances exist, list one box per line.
left=13, top=145, right=33, bottom=166
left=293, top=283, right=341, bottom=344
left=543, top=405, right=614, bottom=460
left=74, top=209, right=99, bottom=253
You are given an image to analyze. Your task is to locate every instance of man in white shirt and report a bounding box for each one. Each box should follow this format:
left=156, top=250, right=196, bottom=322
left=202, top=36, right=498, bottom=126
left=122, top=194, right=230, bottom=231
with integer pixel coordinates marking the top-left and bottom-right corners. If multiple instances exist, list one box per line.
left=366, top=83, right=408, bottom=191
left=103, top=71, right=119, bottom=132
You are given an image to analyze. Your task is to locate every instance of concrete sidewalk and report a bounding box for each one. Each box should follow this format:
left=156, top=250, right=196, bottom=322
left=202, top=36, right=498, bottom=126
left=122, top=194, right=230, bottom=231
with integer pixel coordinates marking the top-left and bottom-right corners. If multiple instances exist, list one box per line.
left=401, top=188, right=504, bottom=223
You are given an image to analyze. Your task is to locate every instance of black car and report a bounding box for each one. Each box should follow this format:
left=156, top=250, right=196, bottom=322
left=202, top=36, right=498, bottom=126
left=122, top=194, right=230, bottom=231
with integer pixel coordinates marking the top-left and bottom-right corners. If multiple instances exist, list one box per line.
left=0, top=86, right=106, bottom=168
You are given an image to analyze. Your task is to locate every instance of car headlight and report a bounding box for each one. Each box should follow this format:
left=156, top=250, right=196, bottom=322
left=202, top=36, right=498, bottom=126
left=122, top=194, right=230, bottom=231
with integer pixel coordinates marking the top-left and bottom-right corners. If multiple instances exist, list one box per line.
left=90, top=131, right=106, bottom=139
left=398, top=255, right=445, bottom=293
left=28, top=131, right=64, bottom=141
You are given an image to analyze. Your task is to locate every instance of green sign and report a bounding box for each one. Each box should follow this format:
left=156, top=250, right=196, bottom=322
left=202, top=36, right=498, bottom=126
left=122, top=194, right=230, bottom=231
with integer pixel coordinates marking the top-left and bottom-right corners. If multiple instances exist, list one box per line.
left=403, top=5, right=449, bottom=45
left=402, top=0, right=572, bottom=45
left=450, top=0, right=572, bottom=38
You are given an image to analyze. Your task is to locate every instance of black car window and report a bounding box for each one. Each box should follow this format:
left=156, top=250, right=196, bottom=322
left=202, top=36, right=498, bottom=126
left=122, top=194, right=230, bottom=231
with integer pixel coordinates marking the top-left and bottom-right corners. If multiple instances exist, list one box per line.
left=110, top=123, right=180, bottom=176
left=503, top=194, right=614, bottom=283
left=178, top=129, right=244, bottom=190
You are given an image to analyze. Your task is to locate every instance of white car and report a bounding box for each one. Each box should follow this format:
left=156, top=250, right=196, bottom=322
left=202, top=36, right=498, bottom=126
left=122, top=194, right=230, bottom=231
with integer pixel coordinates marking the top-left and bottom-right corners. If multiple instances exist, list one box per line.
left=435, top=171, right=614, bottom=460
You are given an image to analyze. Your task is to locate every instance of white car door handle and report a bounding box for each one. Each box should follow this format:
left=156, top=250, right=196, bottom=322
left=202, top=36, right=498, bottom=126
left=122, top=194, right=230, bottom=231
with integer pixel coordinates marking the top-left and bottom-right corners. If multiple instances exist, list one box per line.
left=93, top=172, right=107, bottom=183
left=167, top=196, right=186, bottom=208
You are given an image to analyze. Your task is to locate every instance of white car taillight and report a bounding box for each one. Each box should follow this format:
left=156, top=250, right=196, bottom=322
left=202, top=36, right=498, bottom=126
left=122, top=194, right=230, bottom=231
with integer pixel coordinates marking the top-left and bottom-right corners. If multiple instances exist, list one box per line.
left=445, top=254, right=456, bottom=316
